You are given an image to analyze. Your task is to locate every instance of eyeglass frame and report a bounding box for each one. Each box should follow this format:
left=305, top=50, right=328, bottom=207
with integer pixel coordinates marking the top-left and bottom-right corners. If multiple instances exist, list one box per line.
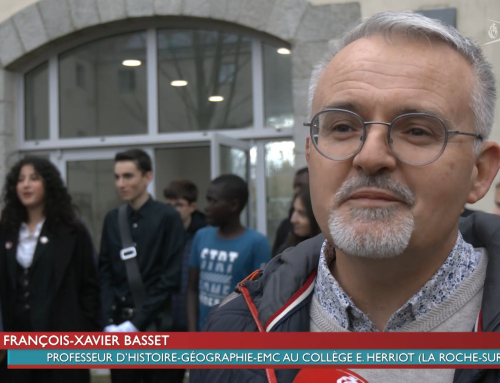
left=303, top=108, right=484, bottom=166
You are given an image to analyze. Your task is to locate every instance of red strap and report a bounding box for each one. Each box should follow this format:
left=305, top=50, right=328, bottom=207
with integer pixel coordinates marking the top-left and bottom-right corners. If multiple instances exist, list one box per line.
left=238, top=283, right=265, bottom=333
left=238, top=283, right=278, bottom=383
left=241, top=269, right=261, bottom=283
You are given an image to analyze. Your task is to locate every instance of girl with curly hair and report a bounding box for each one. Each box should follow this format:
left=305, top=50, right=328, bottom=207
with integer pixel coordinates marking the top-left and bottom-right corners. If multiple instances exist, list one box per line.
left=0, top=156, right=100, bottom=383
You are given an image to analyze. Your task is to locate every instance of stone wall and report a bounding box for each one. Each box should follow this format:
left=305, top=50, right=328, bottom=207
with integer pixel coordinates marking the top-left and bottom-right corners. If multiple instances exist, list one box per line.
left=0, top=0, right=361, bottom=187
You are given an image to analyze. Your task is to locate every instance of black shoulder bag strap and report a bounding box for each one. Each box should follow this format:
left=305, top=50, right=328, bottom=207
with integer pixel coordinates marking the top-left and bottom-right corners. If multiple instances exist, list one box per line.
left=118, top=204, right=146, bottom=312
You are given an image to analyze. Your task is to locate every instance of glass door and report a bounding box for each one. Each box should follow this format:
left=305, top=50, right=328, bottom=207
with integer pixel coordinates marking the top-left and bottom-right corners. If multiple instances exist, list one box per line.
left=210, top=133, right=252, bottom=226
left=154, top=144, right=211, bottom=214
left=210, top=133, right=250, bottom=179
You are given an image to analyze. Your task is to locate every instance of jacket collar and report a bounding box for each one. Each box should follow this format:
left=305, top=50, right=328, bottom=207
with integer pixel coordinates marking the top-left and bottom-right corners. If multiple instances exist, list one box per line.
left=253, top=233, right=325, bottom=332
left=6, top=222, right=77, bottom=294
left=127, top=196, right=154, bottom=219
left=252, top=212, right=500, bottom=335
left=458, top=212, right=500, bottom=332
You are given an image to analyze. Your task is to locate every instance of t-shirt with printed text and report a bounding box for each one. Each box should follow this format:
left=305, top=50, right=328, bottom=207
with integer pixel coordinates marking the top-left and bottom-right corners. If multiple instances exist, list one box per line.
left=189, top=226, right=271, bottom=330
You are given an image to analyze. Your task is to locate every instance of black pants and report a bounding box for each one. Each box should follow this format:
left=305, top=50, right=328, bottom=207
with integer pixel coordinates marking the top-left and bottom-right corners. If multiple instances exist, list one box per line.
left=1, top=364, right=89, bottom=383
left=110, top=312, right=182, bottom=383
left=0, top=342, right=89, bottom=383
left=111, top=368, right=182, bottom=383
left=5, top=369, right=53, bottom=383
left=168, top=368, right=186, bottom=383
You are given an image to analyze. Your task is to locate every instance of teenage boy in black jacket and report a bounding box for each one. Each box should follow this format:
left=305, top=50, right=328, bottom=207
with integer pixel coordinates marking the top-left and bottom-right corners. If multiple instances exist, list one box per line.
left=99, top=149, right=184, bottom=383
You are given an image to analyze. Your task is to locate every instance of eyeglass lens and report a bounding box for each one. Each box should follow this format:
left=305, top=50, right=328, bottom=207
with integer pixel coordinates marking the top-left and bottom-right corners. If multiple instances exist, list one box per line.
left=311, top=110, right=447, bottom=165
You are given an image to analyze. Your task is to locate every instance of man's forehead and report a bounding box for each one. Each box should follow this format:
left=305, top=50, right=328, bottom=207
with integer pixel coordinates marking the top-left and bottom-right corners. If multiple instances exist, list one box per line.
left=207, top=183, right=222, bottom=194
left=329, top=35, right=459, bottom=69
left=114, top=160, right=139, bottom=173
left=312, top=35, right=474, bottom=118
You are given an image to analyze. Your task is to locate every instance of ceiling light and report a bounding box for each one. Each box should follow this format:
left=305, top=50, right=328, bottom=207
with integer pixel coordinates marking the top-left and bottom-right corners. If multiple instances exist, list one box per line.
left=208, top=96, right=224, bottom=102
left=171, top=80, right=188, bottom=87
left=122, top=59, right=142, bottom=67
left=277, top=48, right=291, bottom=55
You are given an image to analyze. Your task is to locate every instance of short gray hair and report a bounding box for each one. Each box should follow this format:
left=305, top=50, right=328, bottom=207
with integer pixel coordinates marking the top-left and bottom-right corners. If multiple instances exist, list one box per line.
left=308, top=11, right=496, bottom=146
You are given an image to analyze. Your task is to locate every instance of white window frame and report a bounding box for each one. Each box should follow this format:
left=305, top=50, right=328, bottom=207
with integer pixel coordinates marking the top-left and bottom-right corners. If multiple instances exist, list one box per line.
left=17, top=30, right=293, bottom=151
left=17, top=27, right=295, bottom=238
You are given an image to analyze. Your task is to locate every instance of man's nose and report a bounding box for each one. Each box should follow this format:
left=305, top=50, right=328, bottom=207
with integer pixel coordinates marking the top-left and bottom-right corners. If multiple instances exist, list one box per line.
left=352, top=124, right=397, bottom=175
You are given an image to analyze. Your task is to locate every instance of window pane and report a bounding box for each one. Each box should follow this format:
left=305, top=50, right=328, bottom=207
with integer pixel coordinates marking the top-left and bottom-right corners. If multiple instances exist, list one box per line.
left=154, top=146, right=211, bottom=213
left=25, top=62, right=49, bottom=140
left=158, top=30, right=253, bottom=132
left=220, top=145, right=247, bottom=179
left=265, top=141, right=296, bottom=244
left=263, top=44, right=293, bottom=129
left=59, top=32, right=148, bottom=138
left=67, top=160, right=122, bottom=248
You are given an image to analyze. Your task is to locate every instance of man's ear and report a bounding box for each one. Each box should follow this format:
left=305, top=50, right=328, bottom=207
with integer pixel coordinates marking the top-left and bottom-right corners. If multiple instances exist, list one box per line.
left=229, top=199, right=241, bottom=214
left=145, top=170, right=153, bottom=184
left=467, top=142, right=500, bottom=204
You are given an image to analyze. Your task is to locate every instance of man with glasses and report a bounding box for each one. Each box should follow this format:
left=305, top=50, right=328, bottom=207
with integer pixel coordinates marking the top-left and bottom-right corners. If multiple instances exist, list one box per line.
left=192, top=11, right=500, bottom=383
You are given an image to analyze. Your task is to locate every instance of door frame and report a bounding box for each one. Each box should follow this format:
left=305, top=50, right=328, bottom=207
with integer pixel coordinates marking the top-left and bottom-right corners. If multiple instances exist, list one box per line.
left=33, top=134, right=294, bottom=238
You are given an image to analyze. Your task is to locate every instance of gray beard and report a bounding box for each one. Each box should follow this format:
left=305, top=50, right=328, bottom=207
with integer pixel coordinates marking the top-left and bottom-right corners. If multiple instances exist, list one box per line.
left=328, top=205, right=414, bottom=259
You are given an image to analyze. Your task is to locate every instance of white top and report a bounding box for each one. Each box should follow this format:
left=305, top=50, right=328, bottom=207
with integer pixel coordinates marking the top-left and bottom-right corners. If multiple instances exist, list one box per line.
left=16, top=219, right=46, bottom=269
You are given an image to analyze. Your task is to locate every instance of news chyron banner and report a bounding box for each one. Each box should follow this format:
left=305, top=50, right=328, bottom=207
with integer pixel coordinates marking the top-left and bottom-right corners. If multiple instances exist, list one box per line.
left=2, top=332, right=500, bottom=370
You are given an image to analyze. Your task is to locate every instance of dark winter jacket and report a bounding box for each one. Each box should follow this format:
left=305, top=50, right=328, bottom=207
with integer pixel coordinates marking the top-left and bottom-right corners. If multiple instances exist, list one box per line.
left=191, top=212, right=500, bottom=383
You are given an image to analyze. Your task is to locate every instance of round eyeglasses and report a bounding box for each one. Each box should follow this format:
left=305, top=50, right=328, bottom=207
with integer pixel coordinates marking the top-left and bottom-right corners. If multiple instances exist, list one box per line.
left=304, top=109, right=483, bottom=166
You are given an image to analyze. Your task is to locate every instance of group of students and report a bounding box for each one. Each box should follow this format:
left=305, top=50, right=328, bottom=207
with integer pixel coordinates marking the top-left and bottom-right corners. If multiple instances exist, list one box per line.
left=0, top=148, right=318, bottom=383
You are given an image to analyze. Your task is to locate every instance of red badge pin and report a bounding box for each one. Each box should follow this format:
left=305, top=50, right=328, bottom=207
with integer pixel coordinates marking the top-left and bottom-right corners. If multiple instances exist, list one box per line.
left=5, top=241, right=12, bottom=249
left=294, top=368, right=368, bottom=383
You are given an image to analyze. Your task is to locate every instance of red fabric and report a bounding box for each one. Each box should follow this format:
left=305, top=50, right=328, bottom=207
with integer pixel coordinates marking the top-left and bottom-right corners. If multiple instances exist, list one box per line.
left=237, top=283, right=278, bottom=383
left=294, top=368, right=369, bottom=383
left=264, top=269, right=317, bottom=330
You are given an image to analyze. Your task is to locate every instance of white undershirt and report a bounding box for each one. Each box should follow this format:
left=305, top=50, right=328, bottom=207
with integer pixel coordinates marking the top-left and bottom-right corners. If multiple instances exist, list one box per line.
left=16, top=219, right=45, bottom=269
